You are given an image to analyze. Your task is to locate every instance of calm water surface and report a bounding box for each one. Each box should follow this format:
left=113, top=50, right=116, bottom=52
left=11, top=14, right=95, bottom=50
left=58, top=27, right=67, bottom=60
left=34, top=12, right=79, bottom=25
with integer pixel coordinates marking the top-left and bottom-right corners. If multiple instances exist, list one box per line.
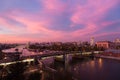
left=45, top=58, right=120, bottom=80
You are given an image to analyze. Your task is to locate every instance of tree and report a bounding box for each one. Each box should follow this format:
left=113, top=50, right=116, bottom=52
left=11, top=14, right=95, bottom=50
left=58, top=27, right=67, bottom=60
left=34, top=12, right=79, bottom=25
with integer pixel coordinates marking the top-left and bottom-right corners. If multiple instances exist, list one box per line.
left=0, top=49, right=4, bottom=60
left=6, top=62, right=27, bottom=80
left=27, top=71, right=41, bottom=80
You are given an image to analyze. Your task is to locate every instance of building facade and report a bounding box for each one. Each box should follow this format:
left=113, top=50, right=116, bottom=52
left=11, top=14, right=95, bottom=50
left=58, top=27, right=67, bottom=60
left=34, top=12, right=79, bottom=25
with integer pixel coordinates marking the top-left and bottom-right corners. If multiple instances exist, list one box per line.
left=114, top=38, right=120, bottom=48
left=114, top=38, right=120, bottom=43
left=96, top=41, right=114, bottom=49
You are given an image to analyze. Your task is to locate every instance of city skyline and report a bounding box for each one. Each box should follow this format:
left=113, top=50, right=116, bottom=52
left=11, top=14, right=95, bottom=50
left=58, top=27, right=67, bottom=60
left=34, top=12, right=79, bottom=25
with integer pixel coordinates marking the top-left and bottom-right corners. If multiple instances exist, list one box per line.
left=0, top=0, right=120, bottom=43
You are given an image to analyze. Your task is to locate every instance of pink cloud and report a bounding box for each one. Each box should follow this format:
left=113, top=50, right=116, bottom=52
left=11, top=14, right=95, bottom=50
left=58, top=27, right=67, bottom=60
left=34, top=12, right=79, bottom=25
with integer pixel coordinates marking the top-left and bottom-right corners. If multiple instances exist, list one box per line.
left=0, top=15, right=26, bottom=33
left=0, top=34, right=30, bottom=43
left=68, top=0, right=120, bottom=40
left=0, top=0, right=120, bottom=43
left=101, top=20, right=120, bottom=27
left=0, top=11, right=69, bottom=41
left=39, top=0, right=67, bottom=15
left=94, top=32, right=120, bottom=37
left=93, top=32, right=120, bottom=41
left=69, top=23, right=97, bottom=39
left=71, top=0, right=119, bottom=24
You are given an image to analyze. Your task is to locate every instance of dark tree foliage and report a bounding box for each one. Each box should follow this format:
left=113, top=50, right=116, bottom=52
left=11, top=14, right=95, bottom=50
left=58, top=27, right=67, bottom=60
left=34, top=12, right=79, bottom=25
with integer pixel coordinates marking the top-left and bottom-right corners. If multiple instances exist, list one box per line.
left=27, top=71, right=41, bottom=80
left=29, top=43, right=105, bottom=53
left=6, top=62, right=27, bottom=80
left=0, top=49, right=4, bottom=60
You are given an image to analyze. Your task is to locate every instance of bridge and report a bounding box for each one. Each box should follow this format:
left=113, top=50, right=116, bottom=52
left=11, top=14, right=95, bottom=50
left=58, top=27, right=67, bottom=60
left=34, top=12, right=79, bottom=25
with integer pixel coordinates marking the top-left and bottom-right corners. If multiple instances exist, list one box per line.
left=0, top=44, right=99, bottom=67
left=0, top=49, right=97, bottom=80
left=0, top=50, right=93, bottom=66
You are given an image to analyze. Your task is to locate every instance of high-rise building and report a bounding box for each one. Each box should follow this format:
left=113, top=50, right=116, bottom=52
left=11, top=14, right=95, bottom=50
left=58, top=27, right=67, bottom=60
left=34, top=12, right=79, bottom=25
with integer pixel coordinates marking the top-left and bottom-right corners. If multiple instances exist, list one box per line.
left=114, top=38, right=120, bottom=49
left=27, top=42, right=30, bottom=49
left=114, top=38, right=120, bottom=43
left=90, top=37, right=94, bottom=46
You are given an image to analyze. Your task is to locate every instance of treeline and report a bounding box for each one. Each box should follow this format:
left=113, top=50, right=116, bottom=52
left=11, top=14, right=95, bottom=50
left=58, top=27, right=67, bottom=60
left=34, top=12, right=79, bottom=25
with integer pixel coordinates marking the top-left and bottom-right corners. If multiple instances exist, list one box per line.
left=29, top=43, right=105, bottom=52
left=0, top=62, right=41, bottom=80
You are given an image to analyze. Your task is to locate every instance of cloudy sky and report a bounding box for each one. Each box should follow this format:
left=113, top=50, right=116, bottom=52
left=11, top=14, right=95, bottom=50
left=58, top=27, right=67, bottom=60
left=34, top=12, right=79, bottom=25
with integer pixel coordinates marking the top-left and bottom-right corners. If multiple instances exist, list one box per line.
left=0, top=0, right=120, bottom=43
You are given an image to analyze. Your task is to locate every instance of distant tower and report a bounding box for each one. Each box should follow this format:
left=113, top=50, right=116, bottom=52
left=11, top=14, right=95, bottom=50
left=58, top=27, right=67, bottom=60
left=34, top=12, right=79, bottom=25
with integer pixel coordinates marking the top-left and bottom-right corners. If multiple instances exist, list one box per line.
left=90, top=37, right=94, bottom=46
left=27, top=42, right=30, bottom=49
left=115, top=38, right=120, bottom=43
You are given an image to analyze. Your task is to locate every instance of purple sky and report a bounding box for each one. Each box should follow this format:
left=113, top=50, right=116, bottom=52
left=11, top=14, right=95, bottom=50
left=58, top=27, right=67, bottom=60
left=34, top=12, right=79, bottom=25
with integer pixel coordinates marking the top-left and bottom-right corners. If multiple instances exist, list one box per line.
left=0, top=0, right=120, bottom=43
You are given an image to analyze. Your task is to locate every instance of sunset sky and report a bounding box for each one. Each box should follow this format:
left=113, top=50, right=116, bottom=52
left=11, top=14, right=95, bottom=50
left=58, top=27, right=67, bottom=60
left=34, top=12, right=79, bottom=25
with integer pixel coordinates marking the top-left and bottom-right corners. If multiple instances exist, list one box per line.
left=0, top=0, right=120, bottom=43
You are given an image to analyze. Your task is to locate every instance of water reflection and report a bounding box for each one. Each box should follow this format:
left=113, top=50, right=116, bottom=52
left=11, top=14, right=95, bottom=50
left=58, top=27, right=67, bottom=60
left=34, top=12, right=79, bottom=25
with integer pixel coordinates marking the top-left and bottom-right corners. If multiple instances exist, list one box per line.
left=42, top=58, right=120, bottom=80
left=98, top=58, right=103, bottom=69
left=90, top=60, right=95, bottom=68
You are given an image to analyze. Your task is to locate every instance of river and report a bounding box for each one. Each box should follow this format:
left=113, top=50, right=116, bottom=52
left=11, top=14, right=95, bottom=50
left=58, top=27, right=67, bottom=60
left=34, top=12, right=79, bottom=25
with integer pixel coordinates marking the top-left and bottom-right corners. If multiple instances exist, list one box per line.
left=43, top=58, right=120, bottom=80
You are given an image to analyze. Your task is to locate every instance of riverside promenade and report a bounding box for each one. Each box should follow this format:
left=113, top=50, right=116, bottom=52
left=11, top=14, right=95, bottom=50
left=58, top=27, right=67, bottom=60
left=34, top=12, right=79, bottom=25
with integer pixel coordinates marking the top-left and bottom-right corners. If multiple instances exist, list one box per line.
left=95, top=51, right=120, bottom=60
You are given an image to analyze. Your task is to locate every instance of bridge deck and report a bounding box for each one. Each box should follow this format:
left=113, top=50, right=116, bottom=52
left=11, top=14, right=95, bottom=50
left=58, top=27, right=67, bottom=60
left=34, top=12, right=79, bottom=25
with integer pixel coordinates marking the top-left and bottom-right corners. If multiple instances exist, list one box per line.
left=0, top=51, right=90, bottom=66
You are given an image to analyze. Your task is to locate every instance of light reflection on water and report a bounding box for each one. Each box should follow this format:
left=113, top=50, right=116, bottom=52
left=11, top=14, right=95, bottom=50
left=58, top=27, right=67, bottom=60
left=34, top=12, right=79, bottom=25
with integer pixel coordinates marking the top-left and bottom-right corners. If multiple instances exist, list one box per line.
left=43, top=58, right=120, bottom=80
left=98, top=58, right=103, bottom=69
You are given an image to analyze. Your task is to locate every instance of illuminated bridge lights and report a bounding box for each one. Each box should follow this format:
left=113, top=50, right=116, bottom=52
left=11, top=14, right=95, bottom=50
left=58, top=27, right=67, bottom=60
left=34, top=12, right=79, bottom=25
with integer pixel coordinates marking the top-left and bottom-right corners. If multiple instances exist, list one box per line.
left=0, top=59, right=34, bottom=66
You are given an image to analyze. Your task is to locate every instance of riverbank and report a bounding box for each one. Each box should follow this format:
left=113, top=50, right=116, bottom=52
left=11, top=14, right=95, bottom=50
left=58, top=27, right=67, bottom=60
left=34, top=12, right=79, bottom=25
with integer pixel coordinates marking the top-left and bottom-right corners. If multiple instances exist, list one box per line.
left=95, top=55, right=120, bottom=60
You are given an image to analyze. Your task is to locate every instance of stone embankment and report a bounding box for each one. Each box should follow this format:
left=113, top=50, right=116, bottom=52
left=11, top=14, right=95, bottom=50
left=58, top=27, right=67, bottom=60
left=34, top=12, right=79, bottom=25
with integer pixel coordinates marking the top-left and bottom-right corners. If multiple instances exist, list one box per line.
left=95, top=52, right=120, bottom=60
